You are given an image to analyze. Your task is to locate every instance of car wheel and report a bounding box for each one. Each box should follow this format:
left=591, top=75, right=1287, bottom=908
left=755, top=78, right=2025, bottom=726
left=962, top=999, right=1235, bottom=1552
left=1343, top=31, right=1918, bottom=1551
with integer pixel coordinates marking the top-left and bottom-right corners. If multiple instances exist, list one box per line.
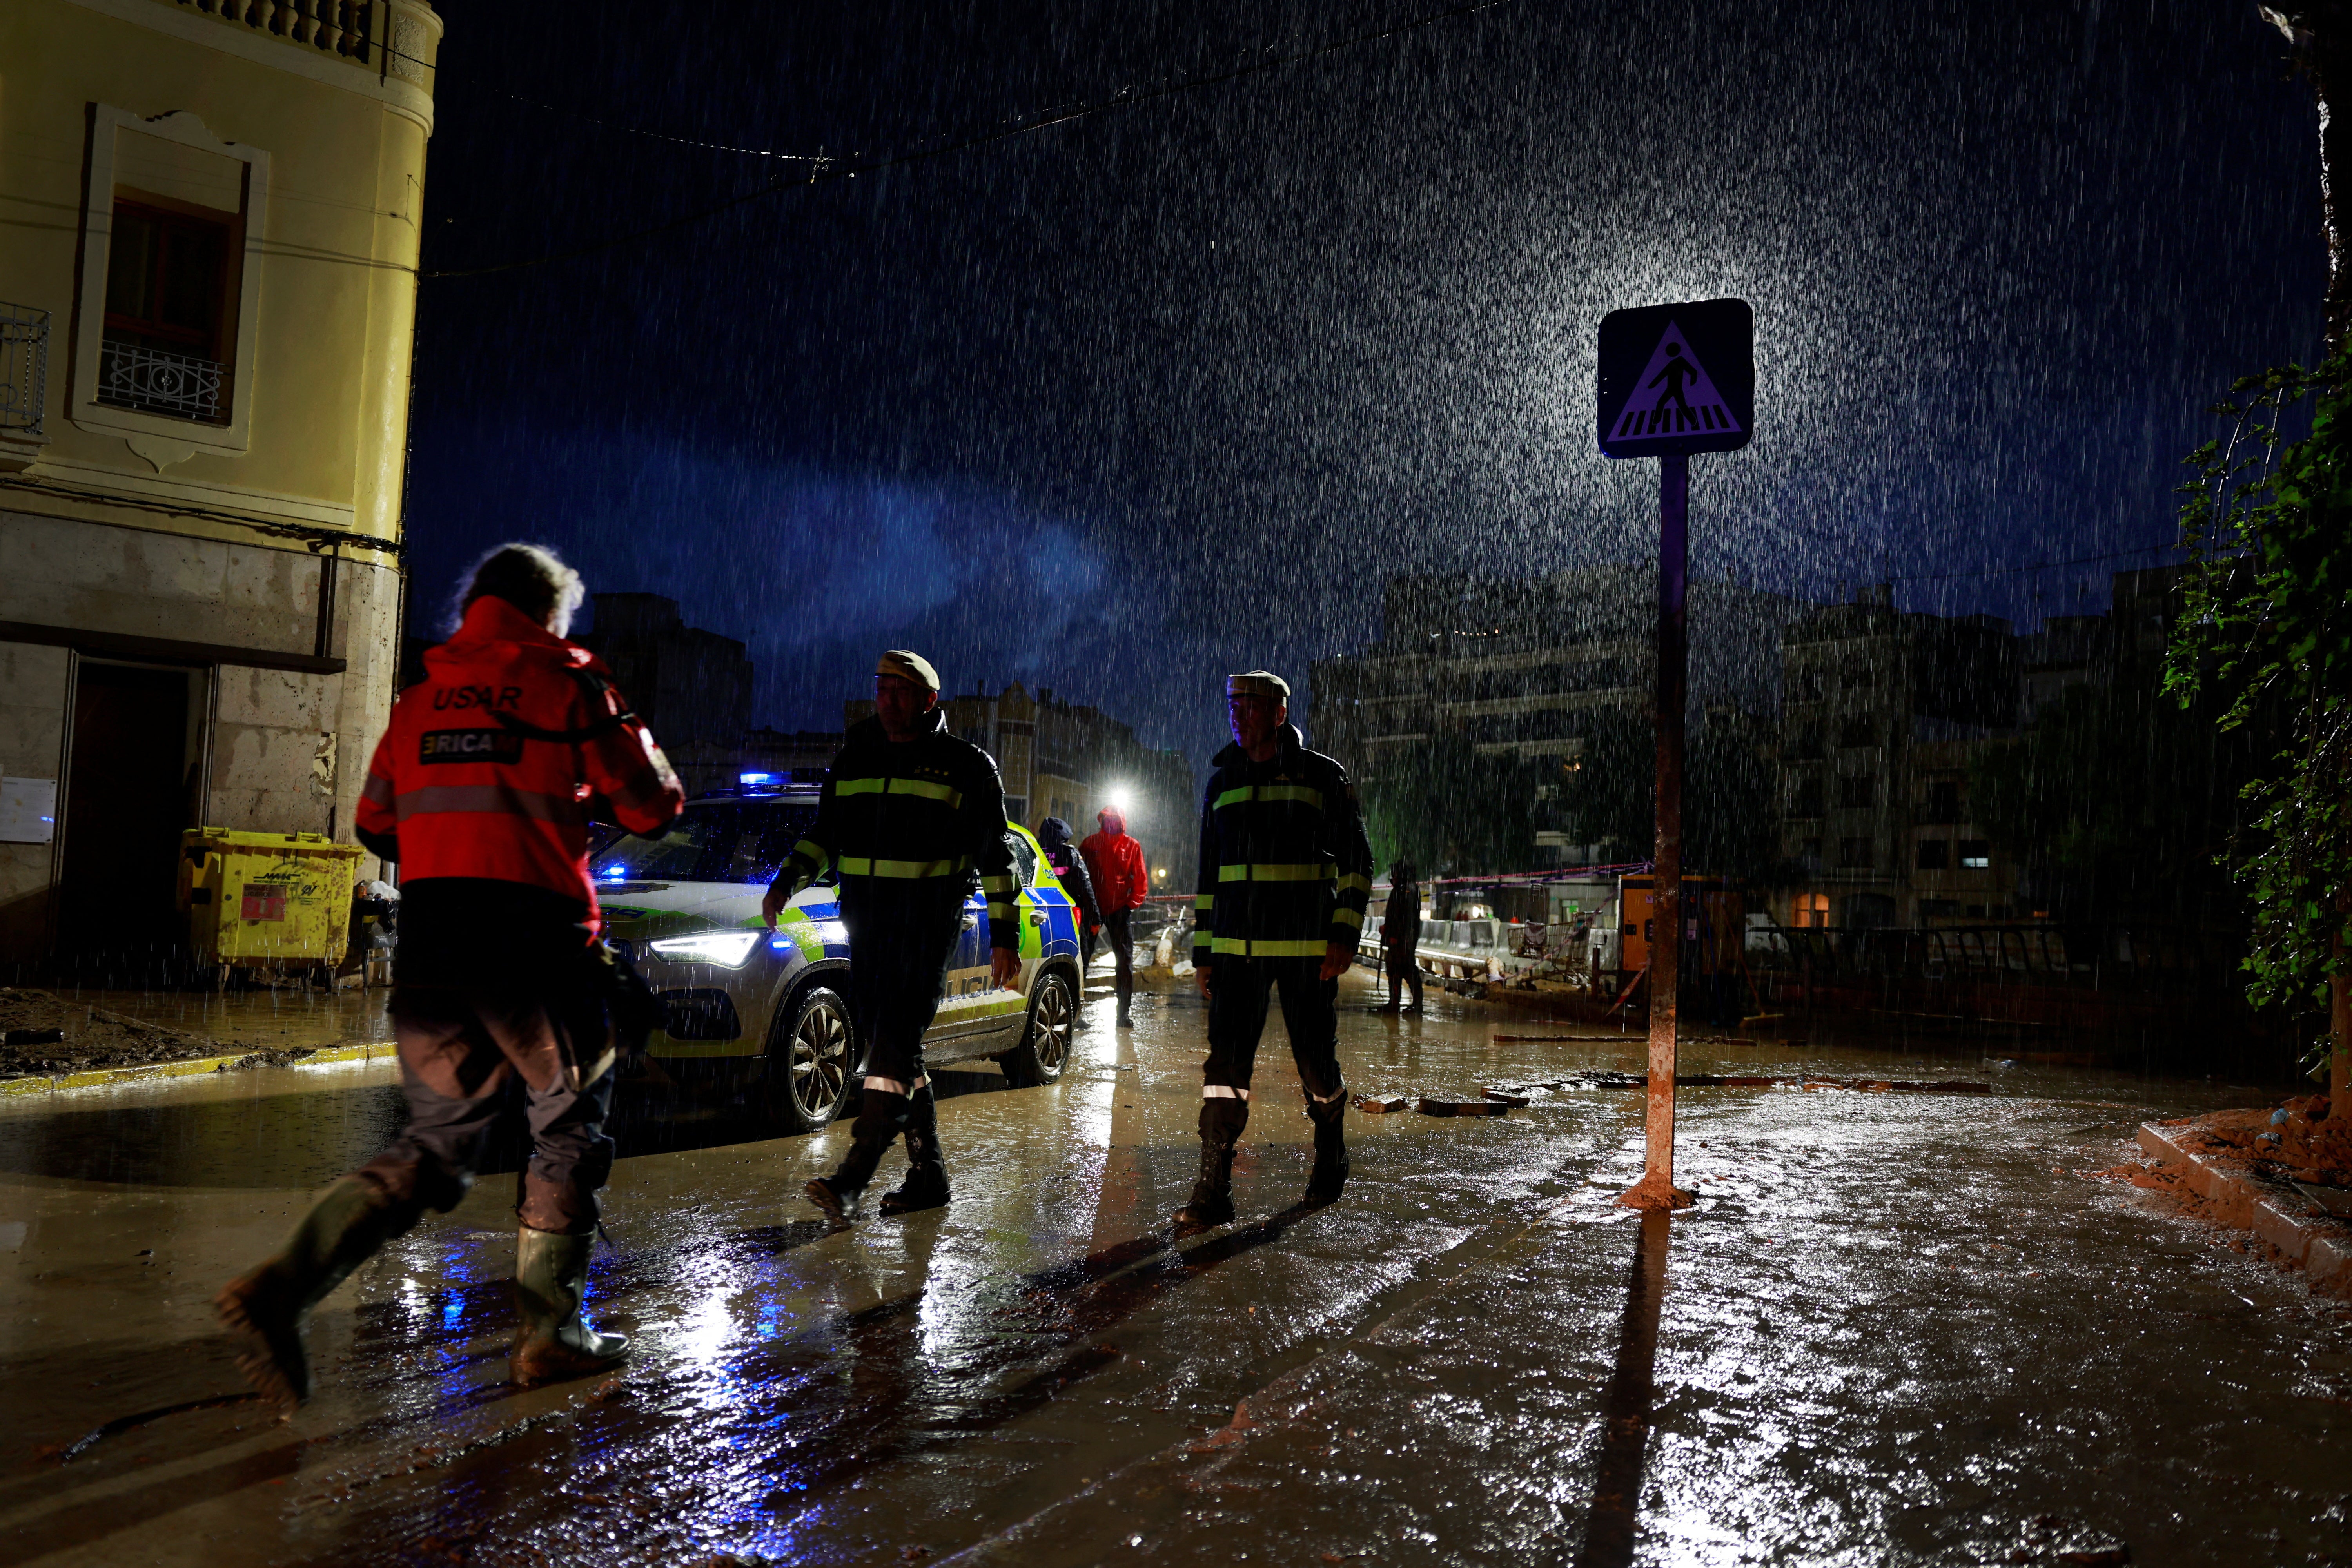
left=998, top=969, right=1074, bottom=1088
left=760, top=984, right=853, bottom=1133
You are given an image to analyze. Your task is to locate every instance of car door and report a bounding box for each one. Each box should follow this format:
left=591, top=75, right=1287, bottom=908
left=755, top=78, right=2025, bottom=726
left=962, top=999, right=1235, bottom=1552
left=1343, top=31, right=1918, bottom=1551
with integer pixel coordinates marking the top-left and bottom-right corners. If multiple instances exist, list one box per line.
left=923, top=852, right=1024, bottom=1057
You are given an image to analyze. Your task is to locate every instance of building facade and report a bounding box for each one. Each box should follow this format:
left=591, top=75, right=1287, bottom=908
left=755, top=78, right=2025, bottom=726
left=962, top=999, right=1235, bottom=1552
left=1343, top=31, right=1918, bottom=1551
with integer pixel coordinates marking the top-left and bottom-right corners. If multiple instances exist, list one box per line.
left=1773, top=589, right=2020, bottom=929
left=0, top=0, right=440, bottom=967
left=1312, top=564, right=1800, bottom=866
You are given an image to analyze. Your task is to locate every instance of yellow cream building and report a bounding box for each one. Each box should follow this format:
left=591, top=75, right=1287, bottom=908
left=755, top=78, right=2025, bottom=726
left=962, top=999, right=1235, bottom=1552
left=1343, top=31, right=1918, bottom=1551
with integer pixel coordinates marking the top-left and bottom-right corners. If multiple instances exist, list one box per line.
left=0, top=0, right=440, bottom=969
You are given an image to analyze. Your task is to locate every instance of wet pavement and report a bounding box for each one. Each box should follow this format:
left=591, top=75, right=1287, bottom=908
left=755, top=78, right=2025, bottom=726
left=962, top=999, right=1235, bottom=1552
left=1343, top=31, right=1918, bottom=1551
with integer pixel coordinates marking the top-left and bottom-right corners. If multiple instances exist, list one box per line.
left=3, top=962, right=2348, bottom=1566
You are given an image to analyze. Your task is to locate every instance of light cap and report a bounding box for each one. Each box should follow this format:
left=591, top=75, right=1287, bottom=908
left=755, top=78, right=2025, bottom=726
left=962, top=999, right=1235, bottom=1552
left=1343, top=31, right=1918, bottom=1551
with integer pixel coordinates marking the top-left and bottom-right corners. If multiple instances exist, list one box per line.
left=1226, top=670, right=1290, bottom=701
left=877, top=650, right=940, bottom=693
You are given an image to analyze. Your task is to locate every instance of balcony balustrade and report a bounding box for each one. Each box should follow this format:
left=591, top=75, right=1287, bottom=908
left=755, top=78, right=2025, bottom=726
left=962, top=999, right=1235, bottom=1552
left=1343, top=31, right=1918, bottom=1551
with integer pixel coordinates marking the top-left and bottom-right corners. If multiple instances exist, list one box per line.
left=98, top=336, right=231, bottom=424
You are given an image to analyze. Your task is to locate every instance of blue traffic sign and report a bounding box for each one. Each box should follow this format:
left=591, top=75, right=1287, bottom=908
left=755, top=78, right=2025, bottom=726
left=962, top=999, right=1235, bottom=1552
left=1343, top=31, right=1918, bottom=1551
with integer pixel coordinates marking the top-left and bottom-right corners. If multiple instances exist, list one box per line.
left=1597, top=299, right=1753, bottom=458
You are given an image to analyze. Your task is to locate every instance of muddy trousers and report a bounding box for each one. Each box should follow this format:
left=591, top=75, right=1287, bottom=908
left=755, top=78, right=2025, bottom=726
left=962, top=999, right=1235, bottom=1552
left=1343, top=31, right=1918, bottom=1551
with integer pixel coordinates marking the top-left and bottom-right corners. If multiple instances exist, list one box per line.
left=840, top=886, right=963, bottom=1093
left=1201, top=958, right=1345, bottom=1110
left=355, top=986, right=617, bottom=1236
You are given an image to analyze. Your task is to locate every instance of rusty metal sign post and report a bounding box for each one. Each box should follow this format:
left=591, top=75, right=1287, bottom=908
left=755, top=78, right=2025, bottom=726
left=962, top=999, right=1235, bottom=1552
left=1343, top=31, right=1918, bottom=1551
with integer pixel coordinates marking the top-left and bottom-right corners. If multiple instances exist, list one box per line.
left=1597, top=298, right=1753, bottom=1211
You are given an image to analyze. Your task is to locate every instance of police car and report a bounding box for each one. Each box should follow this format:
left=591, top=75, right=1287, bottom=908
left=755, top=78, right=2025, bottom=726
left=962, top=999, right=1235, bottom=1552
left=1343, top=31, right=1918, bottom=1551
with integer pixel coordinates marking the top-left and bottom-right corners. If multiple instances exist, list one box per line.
left=591, top=775, right=1084, bottom=1132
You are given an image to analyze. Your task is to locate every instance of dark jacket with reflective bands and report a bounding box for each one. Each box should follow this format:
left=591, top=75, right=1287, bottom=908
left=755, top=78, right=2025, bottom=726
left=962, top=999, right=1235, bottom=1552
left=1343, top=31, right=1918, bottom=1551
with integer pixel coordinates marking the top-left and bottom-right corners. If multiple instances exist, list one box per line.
left=1191, top=724, right=1374, bottom=967
left=767, top=710, right=1020, bottom=948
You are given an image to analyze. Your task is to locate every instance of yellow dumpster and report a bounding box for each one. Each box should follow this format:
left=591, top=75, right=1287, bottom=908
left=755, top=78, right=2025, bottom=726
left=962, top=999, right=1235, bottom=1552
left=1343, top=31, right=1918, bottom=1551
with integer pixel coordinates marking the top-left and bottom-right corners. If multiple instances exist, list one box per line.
left=178, top=828, right=367, bottom=971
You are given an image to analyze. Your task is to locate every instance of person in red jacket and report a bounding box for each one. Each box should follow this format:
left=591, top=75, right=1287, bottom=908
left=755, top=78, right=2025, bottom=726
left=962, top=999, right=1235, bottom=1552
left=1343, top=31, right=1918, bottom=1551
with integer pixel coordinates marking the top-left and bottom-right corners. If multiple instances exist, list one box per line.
left=215, top=544, right=682, bottom=1414
left=1080, top=805, right=1150, bottom=1027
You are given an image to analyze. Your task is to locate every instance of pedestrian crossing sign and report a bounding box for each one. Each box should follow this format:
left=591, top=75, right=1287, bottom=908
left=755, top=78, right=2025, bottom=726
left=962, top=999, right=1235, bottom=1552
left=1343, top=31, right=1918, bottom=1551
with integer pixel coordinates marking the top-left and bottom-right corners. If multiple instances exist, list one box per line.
left=1597, top=298, right=1753, bottom=458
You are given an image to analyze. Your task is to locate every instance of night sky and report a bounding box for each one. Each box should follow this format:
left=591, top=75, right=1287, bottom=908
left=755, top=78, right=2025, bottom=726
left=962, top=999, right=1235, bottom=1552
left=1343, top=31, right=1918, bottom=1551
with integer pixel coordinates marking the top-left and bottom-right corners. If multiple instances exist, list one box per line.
left=404, top=0, right=2323, bottom=771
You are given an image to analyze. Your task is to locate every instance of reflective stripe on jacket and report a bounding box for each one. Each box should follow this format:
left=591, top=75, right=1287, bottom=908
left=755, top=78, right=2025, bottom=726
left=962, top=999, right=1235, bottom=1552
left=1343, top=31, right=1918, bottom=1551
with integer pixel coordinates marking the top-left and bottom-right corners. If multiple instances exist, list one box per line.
left=352, top=596, right=684, bottom=929
left=1191, top=724, right=1373, bottom=966
left=766, top=710, right=1020, bottom=949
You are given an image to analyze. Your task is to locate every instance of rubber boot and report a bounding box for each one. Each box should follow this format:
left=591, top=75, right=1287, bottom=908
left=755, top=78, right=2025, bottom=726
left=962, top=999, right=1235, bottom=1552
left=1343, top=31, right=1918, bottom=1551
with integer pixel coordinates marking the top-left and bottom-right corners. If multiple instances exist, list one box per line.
left=214, top=1175, right=420, bottom=1415
left=1304, top=1089, right=1350, bottom=1207
left=1173, top=1097, right=1248, bottom=1229
left=878, top=1085, right=951, bottom=1216
left=510, top=1226, right=629, bottom=1388
left=806, top=1087, right=909, bottom=1223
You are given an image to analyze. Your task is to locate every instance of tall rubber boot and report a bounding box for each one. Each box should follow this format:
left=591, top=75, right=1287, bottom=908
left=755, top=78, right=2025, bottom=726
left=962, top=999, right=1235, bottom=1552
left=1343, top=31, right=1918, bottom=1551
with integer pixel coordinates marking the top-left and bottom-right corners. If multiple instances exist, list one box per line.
left=806, top=1087, right=909, bottom=1223
left=879, top=1084, right=951, bottom=1216
left=510, top=1226, right=629, bottom=1388
left=1304, top=1088, right=1350, bottom=1207
left=214, top=1175, right=420, bottom=1415
left=1173, top=1097, right=1248, bottom=1229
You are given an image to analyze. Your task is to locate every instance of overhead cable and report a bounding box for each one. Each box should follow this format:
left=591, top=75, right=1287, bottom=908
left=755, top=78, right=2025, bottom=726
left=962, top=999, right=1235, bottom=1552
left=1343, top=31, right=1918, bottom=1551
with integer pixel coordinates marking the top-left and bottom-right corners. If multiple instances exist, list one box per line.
left=418, top=0, right=1517, bottom=282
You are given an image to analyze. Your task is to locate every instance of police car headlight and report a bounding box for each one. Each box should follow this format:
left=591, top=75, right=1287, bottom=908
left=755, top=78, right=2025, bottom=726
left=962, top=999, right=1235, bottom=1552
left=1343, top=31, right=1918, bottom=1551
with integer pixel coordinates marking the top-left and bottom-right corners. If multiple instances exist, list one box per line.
left=648, top=930, right=763, bottom=969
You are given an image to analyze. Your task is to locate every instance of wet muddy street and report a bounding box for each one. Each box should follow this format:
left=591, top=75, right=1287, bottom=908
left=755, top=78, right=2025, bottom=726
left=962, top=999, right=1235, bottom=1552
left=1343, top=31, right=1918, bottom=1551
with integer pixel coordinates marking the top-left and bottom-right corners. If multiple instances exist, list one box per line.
left=4, top=967, right=2347, bottom=1566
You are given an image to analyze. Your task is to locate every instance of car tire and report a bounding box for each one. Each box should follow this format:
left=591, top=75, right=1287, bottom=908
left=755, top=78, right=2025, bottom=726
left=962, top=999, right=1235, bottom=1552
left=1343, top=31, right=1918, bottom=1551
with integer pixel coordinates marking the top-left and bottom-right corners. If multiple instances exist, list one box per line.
left=998, top=969, right=1074, bottom=1088
left=760, top=984, right=854, bottom=1133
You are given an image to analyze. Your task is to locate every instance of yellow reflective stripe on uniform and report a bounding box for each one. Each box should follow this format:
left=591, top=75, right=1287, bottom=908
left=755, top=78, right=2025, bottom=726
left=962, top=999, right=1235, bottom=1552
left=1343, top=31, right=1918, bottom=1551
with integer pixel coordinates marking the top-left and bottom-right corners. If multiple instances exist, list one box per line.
left=1336, top=872, right=1372, bottom=894
left=1213, top=786, right=1254, bottom=810
left=791, top=839, right=829, bottom=865
left=1219, top=862, right=1327, bottom=882
left=891, top=777, right=962, bottom=807
left=980, top=874, right=1017, bottom=893
left=1194, top=893, right=1215, bottom=910
left=1333, top=907, right=1365, bottom=929
left=834, top=774, right=960, bottom=807
left=837, top=856, right=969, bottom=878
left=1208, top=936, right=1329, bottom=958
left=1255, top=784, right=1324, bottom=809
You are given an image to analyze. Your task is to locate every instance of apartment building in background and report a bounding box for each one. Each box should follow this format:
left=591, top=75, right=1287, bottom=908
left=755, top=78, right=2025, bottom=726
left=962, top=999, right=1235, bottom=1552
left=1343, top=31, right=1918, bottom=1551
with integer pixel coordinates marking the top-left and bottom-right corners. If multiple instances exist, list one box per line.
left=0, top=0, right=441, bottom=969
left=1773, top=588, right=2020, bottom=929
left=1312, top=564, right=1800, bottom=865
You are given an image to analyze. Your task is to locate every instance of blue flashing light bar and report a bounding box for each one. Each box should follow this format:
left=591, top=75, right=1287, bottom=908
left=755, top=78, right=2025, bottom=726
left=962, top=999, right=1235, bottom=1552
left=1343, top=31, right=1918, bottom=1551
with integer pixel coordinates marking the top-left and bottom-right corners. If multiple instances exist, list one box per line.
left=739, top=771, right=777, bottom=785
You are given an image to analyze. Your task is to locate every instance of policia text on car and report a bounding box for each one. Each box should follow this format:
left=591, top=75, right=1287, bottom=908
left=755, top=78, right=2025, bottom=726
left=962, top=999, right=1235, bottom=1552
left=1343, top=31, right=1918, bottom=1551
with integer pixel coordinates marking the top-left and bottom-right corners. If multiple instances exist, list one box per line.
left=1181, top=670, right=1375, bottom=1227
left=762, top=650, right=1021, bottom=1222
left=215, top=544, right=686, bottom=1413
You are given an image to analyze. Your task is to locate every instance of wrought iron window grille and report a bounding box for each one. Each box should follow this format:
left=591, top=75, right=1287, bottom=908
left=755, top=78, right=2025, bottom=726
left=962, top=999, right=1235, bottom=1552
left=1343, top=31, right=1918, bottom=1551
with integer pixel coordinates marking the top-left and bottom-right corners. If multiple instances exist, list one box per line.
left=98, top=334, right=231, bottom=425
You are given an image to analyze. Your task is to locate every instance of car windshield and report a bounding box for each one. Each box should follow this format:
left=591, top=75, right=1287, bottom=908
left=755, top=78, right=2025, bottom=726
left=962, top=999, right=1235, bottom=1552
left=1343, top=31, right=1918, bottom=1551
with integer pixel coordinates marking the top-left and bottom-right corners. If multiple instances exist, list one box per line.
left=592, top=801, right=822, bottom=885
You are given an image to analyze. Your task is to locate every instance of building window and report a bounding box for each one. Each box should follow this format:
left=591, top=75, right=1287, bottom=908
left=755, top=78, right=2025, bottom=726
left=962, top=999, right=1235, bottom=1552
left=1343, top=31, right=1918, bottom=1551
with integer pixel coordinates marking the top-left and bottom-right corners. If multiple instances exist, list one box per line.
left=100, top=201, right=235, bottom=423
left=1004, top=796, right=1027, bottom=825
left=1924, top=780, right=1960, bottom=823
left=1835, top=774, right=1875, bottom=809
left=1919, top=898, right=1961, bottom=920
left=1916, top=838, right=1949, bottom=870
left=1785, top=773, right=1822, bottom=819
left=1791, top=892, right=1830, bottom=928
left=72, top=110, right=268, bottom=454
left=1958, top=839, right=1991, bottom=870
left=1838, top=836, right=1873, bottom=869
left=1838, top=716, right=1877, bottom=749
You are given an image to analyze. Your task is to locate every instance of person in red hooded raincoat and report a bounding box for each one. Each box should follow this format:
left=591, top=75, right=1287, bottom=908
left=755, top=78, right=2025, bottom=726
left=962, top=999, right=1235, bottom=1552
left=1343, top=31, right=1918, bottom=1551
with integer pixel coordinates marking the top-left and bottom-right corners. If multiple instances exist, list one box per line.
left=215, top=544, right=683, bottom=1414
left=1080, top=804, right=1151, bottom=1027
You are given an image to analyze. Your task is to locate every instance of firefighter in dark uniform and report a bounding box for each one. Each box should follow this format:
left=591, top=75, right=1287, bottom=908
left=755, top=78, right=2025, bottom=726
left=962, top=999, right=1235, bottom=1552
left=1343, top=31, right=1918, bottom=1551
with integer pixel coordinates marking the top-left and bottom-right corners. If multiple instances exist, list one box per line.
left=1180, top=670, right=1375, bottom=1226
left=762, top=651, right=1019, bottom=1221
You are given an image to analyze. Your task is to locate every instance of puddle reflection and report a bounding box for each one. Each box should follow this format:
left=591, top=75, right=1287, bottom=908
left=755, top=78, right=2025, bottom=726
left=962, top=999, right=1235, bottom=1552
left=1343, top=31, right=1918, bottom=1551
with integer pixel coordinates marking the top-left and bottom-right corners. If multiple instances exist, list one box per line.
left=1577, top=1210, right=1671, bottom=1568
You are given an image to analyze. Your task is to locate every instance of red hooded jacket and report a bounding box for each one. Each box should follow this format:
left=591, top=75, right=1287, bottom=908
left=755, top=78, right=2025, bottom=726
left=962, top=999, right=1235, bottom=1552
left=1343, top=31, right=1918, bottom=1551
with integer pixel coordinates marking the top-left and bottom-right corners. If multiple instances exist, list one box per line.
left=354, top=597, right=682, bottom=930
left=1080, top=810, right=1149, bottom=916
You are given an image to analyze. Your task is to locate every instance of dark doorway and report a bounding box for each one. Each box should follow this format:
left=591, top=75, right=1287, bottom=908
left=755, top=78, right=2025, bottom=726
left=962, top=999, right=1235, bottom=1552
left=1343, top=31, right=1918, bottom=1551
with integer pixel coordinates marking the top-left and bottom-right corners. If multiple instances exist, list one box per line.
left=58, top=662, right=200, bottom=971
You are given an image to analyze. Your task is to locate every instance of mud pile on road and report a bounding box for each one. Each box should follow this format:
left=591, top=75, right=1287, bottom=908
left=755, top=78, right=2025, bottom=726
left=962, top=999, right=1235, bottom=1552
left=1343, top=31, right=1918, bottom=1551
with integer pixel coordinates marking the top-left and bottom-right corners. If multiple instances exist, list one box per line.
left=0, top=988, right=252, bottom=1080
left=2151, top=1096, right=2352, bottom=1189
